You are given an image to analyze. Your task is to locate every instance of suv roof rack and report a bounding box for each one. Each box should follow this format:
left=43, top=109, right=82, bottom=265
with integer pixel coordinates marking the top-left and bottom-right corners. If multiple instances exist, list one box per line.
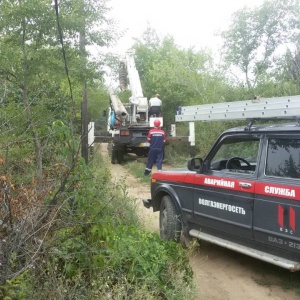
left=245, top=117, right=300, bottom=131
left=175, top=95, right=300, bottom=123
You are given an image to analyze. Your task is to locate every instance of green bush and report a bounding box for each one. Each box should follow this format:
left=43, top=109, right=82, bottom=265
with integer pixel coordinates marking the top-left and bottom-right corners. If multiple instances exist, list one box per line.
left=105, top=225, right=195, bottom=299
left=0, top=270, right=33, bottom=300
left=10, top=151, right=195, bottom=300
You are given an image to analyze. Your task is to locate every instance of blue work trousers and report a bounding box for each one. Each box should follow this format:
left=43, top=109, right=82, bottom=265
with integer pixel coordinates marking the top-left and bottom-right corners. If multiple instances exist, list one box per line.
left=146, top=148, right=163, bottom=172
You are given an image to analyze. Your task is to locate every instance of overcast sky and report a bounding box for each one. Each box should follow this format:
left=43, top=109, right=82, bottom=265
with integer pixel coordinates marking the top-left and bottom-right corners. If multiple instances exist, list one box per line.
left=108, top=0, right=265, bottom=54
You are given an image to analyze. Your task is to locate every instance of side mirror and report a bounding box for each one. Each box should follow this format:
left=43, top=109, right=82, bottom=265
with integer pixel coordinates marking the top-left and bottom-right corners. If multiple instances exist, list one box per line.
left=103, top=110, right=107, bottom=117
left=187, top=157, right=203, bottom=171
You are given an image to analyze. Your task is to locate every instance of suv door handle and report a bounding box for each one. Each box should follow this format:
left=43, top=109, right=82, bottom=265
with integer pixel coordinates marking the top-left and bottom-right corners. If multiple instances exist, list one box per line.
left=239, top=182, right=252, bottom=189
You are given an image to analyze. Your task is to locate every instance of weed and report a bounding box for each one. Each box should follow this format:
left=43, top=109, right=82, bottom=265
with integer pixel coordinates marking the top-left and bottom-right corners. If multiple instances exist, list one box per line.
left=125, top=160, right=152, bottom=184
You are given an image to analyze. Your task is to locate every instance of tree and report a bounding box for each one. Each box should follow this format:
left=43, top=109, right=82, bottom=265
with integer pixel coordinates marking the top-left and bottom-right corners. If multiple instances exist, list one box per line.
left=133, top=29, right=229, bottom=126
left=0, top=0, right=61, bottom=180
left=221, top=0, right=300, bottom=91
left=0, top=0, right=119, bottom=285
left=0, top=0, right=116, bottom=178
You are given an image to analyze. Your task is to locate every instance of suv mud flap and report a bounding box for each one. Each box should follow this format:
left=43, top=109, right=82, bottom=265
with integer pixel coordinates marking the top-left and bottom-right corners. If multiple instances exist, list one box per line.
left=143, top=199, right=152, bottom=209
left=189, top=229, right=300, bottom=272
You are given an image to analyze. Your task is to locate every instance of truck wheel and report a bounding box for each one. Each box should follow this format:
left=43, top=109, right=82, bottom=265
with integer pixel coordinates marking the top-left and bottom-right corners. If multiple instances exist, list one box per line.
left=159, top=195, right=182, bottom=242
left=111, top=148, right=117, bottom=164
left=117, top=150, right=124, bottom=164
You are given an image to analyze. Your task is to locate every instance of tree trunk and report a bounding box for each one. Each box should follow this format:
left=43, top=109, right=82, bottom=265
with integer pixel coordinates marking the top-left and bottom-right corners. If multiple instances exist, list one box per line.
left=21, top=16, right=43, bottom=181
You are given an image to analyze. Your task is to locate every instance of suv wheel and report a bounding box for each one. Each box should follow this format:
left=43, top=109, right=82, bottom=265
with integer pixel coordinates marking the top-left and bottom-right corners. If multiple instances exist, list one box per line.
left=159, top=195, right=182, bottom=242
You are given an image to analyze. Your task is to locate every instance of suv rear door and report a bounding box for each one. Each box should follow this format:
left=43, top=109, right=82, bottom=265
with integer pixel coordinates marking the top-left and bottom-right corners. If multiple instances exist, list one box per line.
left=193, top=134, right=261, bottom=240
left=254, top=134, right=300, bottom=255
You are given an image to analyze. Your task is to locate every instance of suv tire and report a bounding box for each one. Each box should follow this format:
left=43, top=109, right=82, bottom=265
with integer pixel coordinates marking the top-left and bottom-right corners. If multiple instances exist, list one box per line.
left=159, top=195, right=182, bottom=242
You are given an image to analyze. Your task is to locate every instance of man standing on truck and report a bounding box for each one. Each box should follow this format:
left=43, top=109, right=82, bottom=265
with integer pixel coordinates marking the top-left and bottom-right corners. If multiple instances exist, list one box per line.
left=148, top=94, right=162, bottom=117
left=144, top=119, right=166, bottom=176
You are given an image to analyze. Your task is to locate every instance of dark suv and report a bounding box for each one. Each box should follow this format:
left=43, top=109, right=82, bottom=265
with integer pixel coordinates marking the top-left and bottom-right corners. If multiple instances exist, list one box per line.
left=143, top=121, right=300, bottom=271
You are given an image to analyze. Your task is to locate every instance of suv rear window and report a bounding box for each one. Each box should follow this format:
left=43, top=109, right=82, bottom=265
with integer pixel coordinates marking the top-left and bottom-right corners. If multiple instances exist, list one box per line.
left=265, top=138, right=300, bottom=179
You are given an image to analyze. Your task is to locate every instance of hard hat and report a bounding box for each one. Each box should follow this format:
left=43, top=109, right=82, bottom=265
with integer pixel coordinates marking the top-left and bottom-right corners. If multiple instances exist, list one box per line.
left=154, top=119, right=161, bottom=127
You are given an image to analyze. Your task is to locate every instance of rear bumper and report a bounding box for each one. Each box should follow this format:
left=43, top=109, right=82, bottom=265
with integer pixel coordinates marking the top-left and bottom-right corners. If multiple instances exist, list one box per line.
left=113, top=136, right=149, bottom=147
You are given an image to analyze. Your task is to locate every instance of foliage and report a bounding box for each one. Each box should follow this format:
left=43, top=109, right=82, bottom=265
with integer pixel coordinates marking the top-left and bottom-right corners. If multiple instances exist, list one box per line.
left=46, top=224, right=194, bottom=299
left=132, top=28, right=231, bottom=128
left=1, top=148, right=195, bottom=299
left=3, top=0, right=300, bottom=298
left=221, top=0, right=300, bottom=90
left=87, top=84, right=109, bottom=123
left=0, top=1, right=197, bottom=300
left=104, top=226, right=195, bottom=299
left=0, top=0, right=117, bottom=179
left=0, top=269, right=33, bottom=300
left=164, top=140, right=191, bottom=167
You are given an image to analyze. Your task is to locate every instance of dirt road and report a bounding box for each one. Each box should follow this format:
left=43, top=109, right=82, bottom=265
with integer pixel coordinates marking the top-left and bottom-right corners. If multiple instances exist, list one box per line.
left=99, top=144, right=299, bottom=300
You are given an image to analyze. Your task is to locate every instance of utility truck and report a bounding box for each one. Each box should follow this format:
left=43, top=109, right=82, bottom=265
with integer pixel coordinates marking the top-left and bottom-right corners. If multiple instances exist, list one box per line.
left=143, top=95, right=300, bottom=271
left=107, top=50, right=162, bottom=163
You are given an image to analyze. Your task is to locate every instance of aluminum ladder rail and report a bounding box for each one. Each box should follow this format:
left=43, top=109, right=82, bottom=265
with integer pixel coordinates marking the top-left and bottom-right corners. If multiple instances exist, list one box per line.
left=175, top=95, right=300, bottom=122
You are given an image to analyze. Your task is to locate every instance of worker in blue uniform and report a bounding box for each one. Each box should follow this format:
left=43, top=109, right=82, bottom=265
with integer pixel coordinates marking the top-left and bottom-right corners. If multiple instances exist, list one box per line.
left=144, top=119, right=166, bottom=176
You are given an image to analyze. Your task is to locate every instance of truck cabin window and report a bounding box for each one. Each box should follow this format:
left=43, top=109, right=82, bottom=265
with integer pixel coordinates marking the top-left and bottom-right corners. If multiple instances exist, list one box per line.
left=265, top=138, right=300, bottom=179
left=209, top=137, right=260, bottom=173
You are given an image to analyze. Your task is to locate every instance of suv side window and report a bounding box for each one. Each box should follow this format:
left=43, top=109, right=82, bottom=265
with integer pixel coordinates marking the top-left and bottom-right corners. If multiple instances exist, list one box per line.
left=265, top=138, right=300, bottom=179
left=210, top=136, right=260, bottom=174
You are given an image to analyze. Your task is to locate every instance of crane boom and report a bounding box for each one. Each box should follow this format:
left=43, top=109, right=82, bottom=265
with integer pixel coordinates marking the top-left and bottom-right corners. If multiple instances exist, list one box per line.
left=125, top=50, right=144, bottom=99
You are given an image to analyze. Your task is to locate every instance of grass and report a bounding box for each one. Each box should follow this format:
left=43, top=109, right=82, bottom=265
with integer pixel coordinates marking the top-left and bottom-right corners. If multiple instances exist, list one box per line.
left=124, top=159, right=151, bottom=184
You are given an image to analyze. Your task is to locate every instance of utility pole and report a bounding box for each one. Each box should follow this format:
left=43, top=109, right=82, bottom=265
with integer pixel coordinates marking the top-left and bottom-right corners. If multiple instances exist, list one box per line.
left=80, top=5, right=88, bottom=164
left=81, top=82, right=88, bottom=164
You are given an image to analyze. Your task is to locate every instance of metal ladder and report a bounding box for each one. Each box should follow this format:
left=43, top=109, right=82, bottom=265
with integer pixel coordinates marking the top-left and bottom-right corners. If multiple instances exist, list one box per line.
left=175, top=95, right=300, bottom=122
